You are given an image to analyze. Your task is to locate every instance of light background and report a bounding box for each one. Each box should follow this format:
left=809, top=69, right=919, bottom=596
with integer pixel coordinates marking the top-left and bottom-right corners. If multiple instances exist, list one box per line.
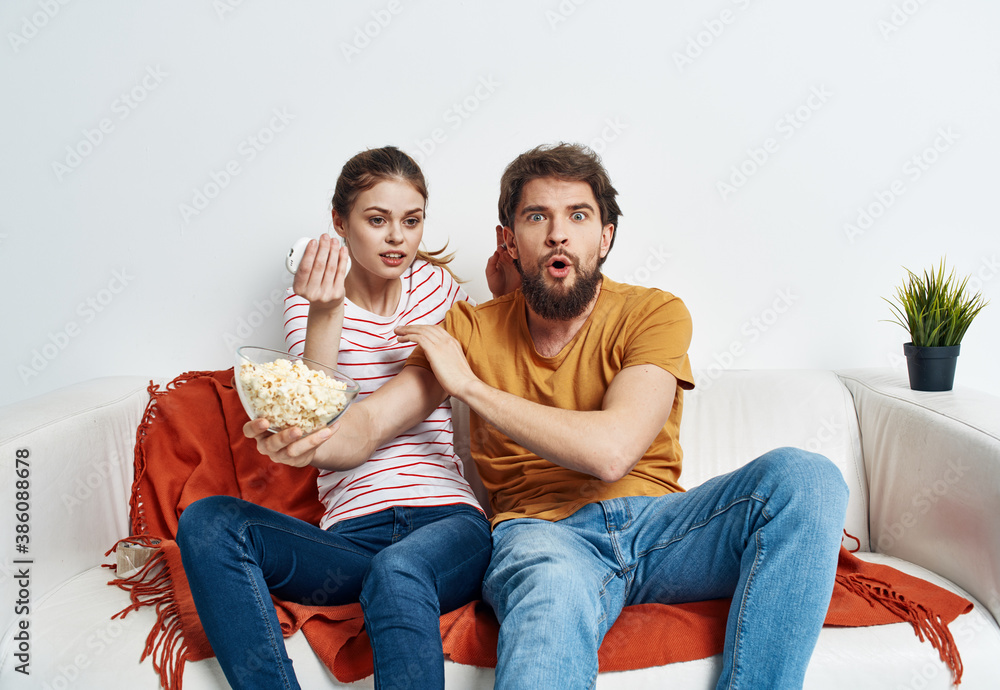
left=2, top=0, right=998, bottom=408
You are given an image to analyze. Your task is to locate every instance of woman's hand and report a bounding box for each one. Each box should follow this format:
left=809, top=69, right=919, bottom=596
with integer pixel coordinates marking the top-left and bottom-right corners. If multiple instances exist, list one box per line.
left=243, top=417, right=336, bottom=468
left=395, top=324, right=478, bottom=401
left=293, top=234, right=349, bottom=312
left=485, top=225, right=520, bottom=299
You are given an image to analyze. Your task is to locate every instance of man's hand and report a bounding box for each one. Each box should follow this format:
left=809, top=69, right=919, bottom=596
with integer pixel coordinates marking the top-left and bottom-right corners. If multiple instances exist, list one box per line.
left=243, top=417, right=335, bottom=468
left=294, top=233, right=349, bottom=312
left=395, top=324, right=478, bottom=400
left=485, top=225, right=520, bottom=299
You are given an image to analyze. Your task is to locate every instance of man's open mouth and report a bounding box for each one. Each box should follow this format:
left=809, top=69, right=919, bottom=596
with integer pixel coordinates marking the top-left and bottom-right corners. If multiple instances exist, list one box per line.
left=546, top=256, right=572, bottom=278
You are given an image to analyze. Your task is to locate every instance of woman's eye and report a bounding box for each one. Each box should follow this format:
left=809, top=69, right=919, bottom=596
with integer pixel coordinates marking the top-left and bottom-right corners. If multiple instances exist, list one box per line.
left=404, top=217, right=420, bottom=227
left=369, top=216, right=385, bottom=226
left=572, top=212, right=585, bottom=221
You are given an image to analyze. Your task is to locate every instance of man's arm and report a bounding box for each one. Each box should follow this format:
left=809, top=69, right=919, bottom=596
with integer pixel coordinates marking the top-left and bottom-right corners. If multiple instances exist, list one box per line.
left=396, top=324, right=676, bottom=483
left=244, top=364, right=448, bottom=471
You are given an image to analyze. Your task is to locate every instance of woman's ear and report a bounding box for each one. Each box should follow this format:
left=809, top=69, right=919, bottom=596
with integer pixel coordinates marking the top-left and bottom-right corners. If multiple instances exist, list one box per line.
left=332, top=210, right=348, bottom=239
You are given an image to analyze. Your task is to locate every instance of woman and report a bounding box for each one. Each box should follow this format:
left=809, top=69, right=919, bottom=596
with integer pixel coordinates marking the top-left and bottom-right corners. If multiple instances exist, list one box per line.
left=177, top=146, right=498, bottom=690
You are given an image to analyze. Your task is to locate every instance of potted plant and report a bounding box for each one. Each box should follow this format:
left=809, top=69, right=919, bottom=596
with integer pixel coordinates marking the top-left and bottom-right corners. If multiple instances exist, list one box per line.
left=884, top=257, right=989, bottom=391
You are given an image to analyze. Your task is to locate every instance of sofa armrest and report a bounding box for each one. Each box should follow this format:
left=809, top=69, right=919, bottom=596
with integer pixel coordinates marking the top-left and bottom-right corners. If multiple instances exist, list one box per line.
left=838, top=368, right=1000, bottom=625
left=0, top=377, right=154, bottom=636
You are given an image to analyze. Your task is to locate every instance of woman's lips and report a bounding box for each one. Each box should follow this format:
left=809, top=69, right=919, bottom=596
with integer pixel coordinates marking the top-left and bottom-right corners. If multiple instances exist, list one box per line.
left=380, top=253, right=405, bottom=267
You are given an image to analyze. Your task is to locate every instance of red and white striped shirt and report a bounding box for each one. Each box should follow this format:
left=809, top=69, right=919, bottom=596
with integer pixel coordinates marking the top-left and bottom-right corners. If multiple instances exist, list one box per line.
left=283, top=259, right=483, bottom=528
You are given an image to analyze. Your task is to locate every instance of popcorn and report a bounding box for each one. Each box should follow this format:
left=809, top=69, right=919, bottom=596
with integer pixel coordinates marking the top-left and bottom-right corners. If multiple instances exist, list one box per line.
left=238, top=358, right=350, bottom=434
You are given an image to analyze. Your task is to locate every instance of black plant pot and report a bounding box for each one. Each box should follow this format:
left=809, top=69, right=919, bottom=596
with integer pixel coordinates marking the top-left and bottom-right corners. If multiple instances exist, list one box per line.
left=903, top=342, right=960, bottom=392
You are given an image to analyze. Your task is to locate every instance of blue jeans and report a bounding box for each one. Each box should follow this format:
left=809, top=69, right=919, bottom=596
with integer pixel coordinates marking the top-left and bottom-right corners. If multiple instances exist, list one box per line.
left=176, top=498, right=491, bottom=690
left=482, top=448, right=849, bottom=690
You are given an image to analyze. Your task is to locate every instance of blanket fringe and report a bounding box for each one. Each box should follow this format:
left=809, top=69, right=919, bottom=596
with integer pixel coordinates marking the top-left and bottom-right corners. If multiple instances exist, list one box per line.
left=837, top=572, right=963, bottom=685
left=129, top=372, right=219, bottom=536
left=107, top=538, right=189, bottom=690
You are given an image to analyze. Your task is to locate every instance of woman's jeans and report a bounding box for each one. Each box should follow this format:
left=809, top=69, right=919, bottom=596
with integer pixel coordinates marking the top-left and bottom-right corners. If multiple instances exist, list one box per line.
left=483, top=448, right=850, bottom=690
left=177, top=498, right=491, bottom=690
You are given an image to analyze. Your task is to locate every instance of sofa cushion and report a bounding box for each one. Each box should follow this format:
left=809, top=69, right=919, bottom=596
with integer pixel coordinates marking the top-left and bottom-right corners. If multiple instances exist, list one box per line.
left=681, top=369, right=869, bottom=548
left=3, top=553, right=997, bottom=689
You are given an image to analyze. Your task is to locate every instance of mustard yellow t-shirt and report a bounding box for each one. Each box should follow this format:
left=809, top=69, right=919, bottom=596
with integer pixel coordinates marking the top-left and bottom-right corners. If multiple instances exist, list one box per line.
left=406, top=276, right=695, bottom=525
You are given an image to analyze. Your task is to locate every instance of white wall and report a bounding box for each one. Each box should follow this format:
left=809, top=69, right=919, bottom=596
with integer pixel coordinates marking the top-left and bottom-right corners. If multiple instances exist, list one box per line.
left=2, top=0, right=998, bottom=408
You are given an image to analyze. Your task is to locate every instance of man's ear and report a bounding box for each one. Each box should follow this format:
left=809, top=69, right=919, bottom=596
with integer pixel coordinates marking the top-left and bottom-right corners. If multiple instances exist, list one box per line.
left=599, top=223, right=614, bottom=258
left=503, top=226, right=518, bottom=259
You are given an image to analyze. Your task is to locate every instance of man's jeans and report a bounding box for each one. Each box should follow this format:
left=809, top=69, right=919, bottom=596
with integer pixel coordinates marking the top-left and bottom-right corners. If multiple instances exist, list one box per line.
left=483, top=447, right=850, bottom=690
left=177, top=498, right=491, bottom=690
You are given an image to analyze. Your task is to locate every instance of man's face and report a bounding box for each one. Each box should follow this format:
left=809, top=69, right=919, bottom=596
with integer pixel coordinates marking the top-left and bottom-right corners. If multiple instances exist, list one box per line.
left=505, top=177, right=614, bottom=320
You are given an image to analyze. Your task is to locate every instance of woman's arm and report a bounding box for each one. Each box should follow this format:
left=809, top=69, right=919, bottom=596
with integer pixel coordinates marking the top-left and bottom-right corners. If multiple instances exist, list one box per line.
left=395, top=323, right=677, bottom=483
left=244, top=364, right=449, bottom=472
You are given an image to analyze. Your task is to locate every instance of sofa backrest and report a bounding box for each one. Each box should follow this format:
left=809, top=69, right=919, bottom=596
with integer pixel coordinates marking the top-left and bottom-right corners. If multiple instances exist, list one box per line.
left=454, top=368, right=870, bottom=550
left=680, top=369, right=869, bottom=549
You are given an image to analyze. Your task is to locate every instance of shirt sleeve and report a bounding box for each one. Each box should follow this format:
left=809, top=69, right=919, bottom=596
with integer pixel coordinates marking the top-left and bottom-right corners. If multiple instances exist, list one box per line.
left=621, top=292, right=695, bottom=390
left=404, top=300, right=474, bottom=371
left=448, top=270, right=474, bottom=308
left=283, top=288, right=310, bottom=358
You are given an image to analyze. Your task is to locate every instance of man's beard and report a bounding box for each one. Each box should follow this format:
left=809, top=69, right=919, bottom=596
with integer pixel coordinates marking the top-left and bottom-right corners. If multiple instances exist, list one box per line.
left=516, top=251, right=603, bottom=321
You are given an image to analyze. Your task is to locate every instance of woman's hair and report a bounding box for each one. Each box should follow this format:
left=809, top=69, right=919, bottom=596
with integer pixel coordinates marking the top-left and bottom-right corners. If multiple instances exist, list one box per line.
left=331, top=146, right=459, bottom=278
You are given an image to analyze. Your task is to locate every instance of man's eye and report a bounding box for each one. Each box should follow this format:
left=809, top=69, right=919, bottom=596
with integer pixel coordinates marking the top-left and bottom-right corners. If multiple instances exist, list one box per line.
left=572, top=212, right=585, bottom=221
left=529, top=213, right=544, bottom=222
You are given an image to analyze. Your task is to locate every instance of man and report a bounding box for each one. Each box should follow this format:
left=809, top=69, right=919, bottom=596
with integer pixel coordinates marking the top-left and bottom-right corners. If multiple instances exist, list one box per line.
left=252, top=143, right=849, bottom=688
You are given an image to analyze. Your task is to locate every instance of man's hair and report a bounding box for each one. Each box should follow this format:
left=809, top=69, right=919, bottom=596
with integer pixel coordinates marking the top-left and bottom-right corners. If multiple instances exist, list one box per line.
left=497, top=142, right=622, bottom=253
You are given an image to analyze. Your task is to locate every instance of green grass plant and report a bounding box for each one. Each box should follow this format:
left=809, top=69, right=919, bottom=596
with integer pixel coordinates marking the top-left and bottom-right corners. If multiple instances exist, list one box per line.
left=885, top=258, right=989, bottom=347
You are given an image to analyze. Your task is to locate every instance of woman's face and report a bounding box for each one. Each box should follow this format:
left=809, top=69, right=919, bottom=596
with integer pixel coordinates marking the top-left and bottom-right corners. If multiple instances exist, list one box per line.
left=334, top=178, right=425, bottom=284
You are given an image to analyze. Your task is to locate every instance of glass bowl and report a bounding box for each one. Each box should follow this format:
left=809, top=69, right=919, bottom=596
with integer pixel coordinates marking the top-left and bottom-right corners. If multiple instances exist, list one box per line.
left=234, top=346, right=361, bottom=435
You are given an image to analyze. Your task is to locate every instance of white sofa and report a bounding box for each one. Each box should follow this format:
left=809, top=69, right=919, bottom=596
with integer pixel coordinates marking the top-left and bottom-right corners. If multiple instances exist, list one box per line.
left=2, top=368, right=999, bottom=688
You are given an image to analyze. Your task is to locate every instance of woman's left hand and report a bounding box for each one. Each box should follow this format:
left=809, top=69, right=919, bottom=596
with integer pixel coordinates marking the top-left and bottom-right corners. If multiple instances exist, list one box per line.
left=294, top=233, right=349, bottom=312
left=394, top=324, right=478, bottom=400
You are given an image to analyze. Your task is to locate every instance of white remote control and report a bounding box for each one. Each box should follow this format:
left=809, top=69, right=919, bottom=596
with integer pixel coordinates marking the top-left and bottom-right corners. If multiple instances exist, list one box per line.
left=285, top=237, right=313, bottom=275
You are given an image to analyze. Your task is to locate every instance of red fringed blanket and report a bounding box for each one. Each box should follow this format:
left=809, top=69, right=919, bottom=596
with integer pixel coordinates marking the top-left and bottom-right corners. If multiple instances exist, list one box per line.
left=108, top=369, right=972, bottom=688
